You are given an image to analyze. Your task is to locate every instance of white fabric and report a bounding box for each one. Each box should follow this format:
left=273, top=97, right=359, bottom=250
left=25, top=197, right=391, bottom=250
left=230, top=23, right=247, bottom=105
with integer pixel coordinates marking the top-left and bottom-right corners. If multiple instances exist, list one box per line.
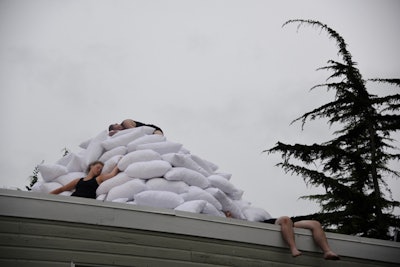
left=202, top=202, right=225, bottom=217
left=102, top=127, right=144, bottom=151
left=206, top=188, right=245, bottom=219
left=134, top=190, right=184, bottom=209
left=81, top=130, right=108, bottom=169
left=181, top=186, right=222, bottom=210
left=146, top=178, right=189, bottom=194
left=66, top=153, right=85, bottom=172
left=125, top=160, right=171, bottom=179
left=175, top=200, right=207, bottom=213
left=55, top=172, right=86, bottom=185
left=96, top=172, right=131, bottom=195
left=40, top=182, right=62, bottom=193
left=191, top=154, right=218, bottom=174
left=242, top=206, right=272, bottom=222
left=106, top=179, right=147, bottom=201
left=99, top=146, right=127, bottom=163
left=136, top=141, right=183, bottom=155
left=208, top=174, right=243, bottom=200
left=127, top=134, right=166, bottom=152
left=38, top=164, right=68, bottom=182
left=102, top=155, right=121, bottom=174
left=112, top=198, right=129, bottom=203
left=118, top=149, right=161, bottom=171
left=164, top=167, right=209, bottom=189
left=162, top=153, right=209, bottom=176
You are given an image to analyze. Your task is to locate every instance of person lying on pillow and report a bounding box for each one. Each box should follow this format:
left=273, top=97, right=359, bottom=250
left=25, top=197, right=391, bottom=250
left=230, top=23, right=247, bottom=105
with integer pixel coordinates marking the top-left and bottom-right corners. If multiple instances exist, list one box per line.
left=50, top=160, right=120, bottom=199
left=224, top=211, right=340, bottom=260
left=108, top=119, right=163, bottom=136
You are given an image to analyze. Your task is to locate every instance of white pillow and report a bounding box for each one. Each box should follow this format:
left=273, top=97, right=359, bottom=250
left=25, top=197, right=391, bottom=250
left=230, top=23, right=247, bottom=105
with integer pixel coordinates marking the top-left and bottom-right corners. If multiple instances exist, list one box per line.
left=146, top=178, right=189, bottom=194
left=97, top=194, right=107, bottom=201
left=206, top=188, right=245, bottom=219
left=102, top=155, right=121, bottom=174
left=191, top=154, right=218, bottom=174
left=127, top=134, right=166, bottom=152
left=38, top=164, right=68, bottom=182
left=242, top=206, right=273, bottom=222
left=208, top=174, right=243, bottom=200
left=112, top=198, right=129, bottom=203
left=66, top=153, right=85, bottom=172
left=162, top=153, right=209, bottom=176
left=99, top=146, right=127, bottom=163
left=118, top=149, right=161, bottom=171
left=125, top=160, right=172, bottom=179
left=136, top=141, right=183, bottom=155
left=79, top=137, right=92, bottom=149
left=56, top=152, right=73, bottom=166
left=214, top=172, right=232, bottom=180
left=175, top=200, right=207, bottom=213
left=40, top=182, right=63, bottom=193
left=202, top=202, right=225, bottom=217
left=102, top=127, right=145, bottom=151
left=134, top=190, right=184, bottom=209
left=96, top=172, right=131, bottom=195
left=105, top=179, right=147, bottom=201
left=164, top=167, right=209, bottom=189
left=55, top=172, right=86, bottom=185
left=81, top=130, right=108, bottom=169
left=181, top=186, right=222, bottom=210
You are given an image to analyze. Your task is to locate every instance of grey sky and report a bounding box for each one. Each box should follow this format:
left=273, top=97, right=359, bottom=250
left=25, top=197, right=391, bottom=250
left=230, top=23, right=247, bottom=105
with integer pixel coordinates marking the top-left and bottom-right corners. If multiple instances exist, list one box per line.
left=1, top=0, right=399, bottom=217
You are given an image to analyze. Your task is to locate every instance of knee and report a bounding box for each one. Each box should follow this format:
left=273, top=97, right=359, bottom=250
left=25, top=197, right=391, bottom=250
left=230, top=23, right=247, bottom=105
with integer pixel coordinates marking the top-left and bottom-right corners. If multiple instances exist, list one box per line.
left=277, top=216, right=292, bottom=226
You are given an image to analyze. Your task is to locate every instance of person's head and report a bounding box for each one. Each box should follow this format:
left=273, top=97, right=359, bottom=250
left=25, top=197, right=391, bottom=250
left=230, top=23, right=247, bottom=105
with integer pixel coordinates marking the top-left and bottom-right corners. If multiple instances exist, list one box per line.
left=108, top=123, right=124, bottom=131
left=121, top=119, right=136, bottom=129
left=87, top=161, right=104, bottom=175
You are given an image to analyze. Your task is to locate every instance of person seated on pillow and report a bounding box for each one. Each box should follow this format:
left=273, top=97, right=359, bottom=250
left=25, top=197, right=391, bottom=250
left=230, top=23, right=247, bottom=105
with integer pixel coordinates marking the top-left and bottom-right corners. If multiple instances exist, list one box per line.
left=50, top=160, right=120, bottom=199
left=108, top=119, right=164, bottom=136
left=224, top=211, right=340, bottom=260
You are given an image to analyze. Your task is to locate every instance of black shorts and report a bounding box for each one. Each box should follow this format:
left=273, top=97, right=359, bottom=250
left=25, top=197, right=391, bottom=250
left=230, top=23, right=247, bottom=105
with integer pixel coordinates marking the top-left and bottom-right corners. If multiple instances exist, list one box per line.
left=135, top=121, right=163, bottom=134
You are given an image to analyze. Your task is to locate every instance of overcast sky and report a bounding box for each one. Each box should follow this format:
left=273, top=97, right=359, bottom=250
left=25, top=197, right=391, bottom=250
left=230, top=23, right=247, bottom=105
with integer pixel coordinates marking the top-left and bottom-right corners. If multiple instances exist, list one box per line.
left=1, top=0, right=399, bottom=218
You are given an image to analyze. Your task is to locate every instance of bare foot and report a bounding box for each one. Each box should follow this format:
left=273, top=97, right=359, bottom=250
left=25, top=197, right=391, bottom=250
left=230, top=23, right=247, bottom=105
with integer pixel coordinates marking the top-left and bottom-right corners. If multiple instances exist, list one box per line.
left=324, top=251, right=340, bottom=260
left=291, top=248, right=302, bottom=257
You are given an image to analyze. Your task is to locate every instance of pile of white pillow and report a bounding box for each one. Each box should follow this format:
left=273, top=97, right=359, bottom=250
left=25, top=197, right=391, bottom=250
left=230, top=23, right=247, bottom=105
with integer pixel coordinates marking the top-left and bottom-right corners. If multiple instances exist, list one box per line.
left=32, top=126, right=271, bottom=222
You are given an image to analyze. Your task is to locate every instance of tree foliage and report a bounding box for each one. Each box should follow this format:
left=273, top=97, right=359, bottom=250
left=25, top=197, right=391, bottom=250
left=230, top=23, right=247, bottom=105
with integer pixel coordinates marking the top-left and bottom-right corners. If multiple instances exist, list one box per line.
left=267, top=19, right=400, bottom=239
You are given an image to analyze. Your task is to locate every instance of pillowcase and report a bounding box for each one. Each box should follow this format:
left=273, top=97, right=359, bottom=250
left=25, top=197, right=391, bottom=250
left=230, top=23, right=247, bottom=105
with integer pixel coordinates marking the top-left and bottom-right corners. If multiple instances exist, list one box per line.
left=66, top=153, right=85, bottom=172
left=208, top=174, right=243, bottom=200
left=40, top=182, right=63, bottom=193
left=38, top=164, right=69, bottom=182
left=162, top=153, right=209, bottom=176
left=99, top=146, right=127, bottom=163
left=125, top=160, right=172, bottom=179
left=127, top=134, right=166, bottom=152
left=96, top=172, right=131, bottom=195
left=81, top=130, right=109, bottom=169
left=136, top=141, right=183, bottom=155
left=55, top=172, right=86, bottom=185
left=242, top=206, right=273, bottom=222
left=118, top=149, right=161, bottom=171
left=175, top=200, right=207, bottom=213
left=164, top=167, right=209, bottom=189
left=102, top=155, right=121, bottom=174
left=146, top=178, right=189, bottom=194
left=181, top=186, right=222, bottom=210
left=101, top=127, right=145, bottom=151
left=105, top=179, right=147, bottom=201
left=202, top=202, right=225, bottom=217
left=191, top=154, right=218, bottom=174
left=134, top=190, right=184, bottom=209
left=206, top=188, right=245, bottom=220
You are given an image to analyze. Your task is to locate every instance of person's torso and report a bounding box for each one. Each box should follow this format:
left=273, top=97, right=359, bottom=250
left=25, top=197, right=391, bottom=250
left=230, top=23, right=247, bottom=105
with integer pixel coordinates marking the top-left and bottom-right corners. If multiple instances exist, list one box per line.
left=71, top=176, right=99, bottom=199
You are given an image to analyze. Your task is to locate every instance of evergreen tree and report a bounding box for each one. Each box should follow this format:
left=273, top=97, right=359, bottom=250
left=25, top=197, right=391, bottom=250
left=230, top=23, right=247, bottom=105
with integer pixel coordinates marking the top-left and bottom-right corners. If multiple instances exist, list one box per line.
left=267, top=19, right=400, bottom=239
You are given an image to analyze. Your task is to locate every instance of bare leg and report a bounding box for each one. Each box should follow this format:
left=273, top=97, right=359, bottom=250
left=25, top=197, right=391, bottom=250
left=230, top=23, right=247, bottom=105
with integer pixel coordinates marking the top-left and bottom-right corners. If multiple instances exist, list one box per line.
left=276, top=216, right=302, bottom=257
left=153, top=129, right=164, bottom=135
left=294, top=220, right=340, bottom=260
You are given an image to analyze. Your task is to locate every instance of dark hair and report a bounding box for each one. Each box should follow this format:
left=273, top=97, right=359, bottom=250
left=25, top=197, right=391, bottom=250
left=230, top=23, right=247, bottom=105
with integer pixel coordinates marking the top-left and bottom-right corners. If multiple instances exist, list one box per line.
left=87, top=161, right=104, bottom=173
left=108, top=124, right=115, bottom=131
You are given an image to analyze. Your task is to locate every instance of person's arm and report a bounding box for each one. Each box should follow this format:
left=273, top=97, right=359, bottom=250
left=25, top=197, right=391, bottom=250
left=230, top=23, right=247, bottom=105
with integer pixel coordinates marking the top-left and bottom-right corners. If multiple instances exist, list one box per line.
left=97, top=165, right=120, bottom=184
left=50, top=178, right=80, bottom=195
